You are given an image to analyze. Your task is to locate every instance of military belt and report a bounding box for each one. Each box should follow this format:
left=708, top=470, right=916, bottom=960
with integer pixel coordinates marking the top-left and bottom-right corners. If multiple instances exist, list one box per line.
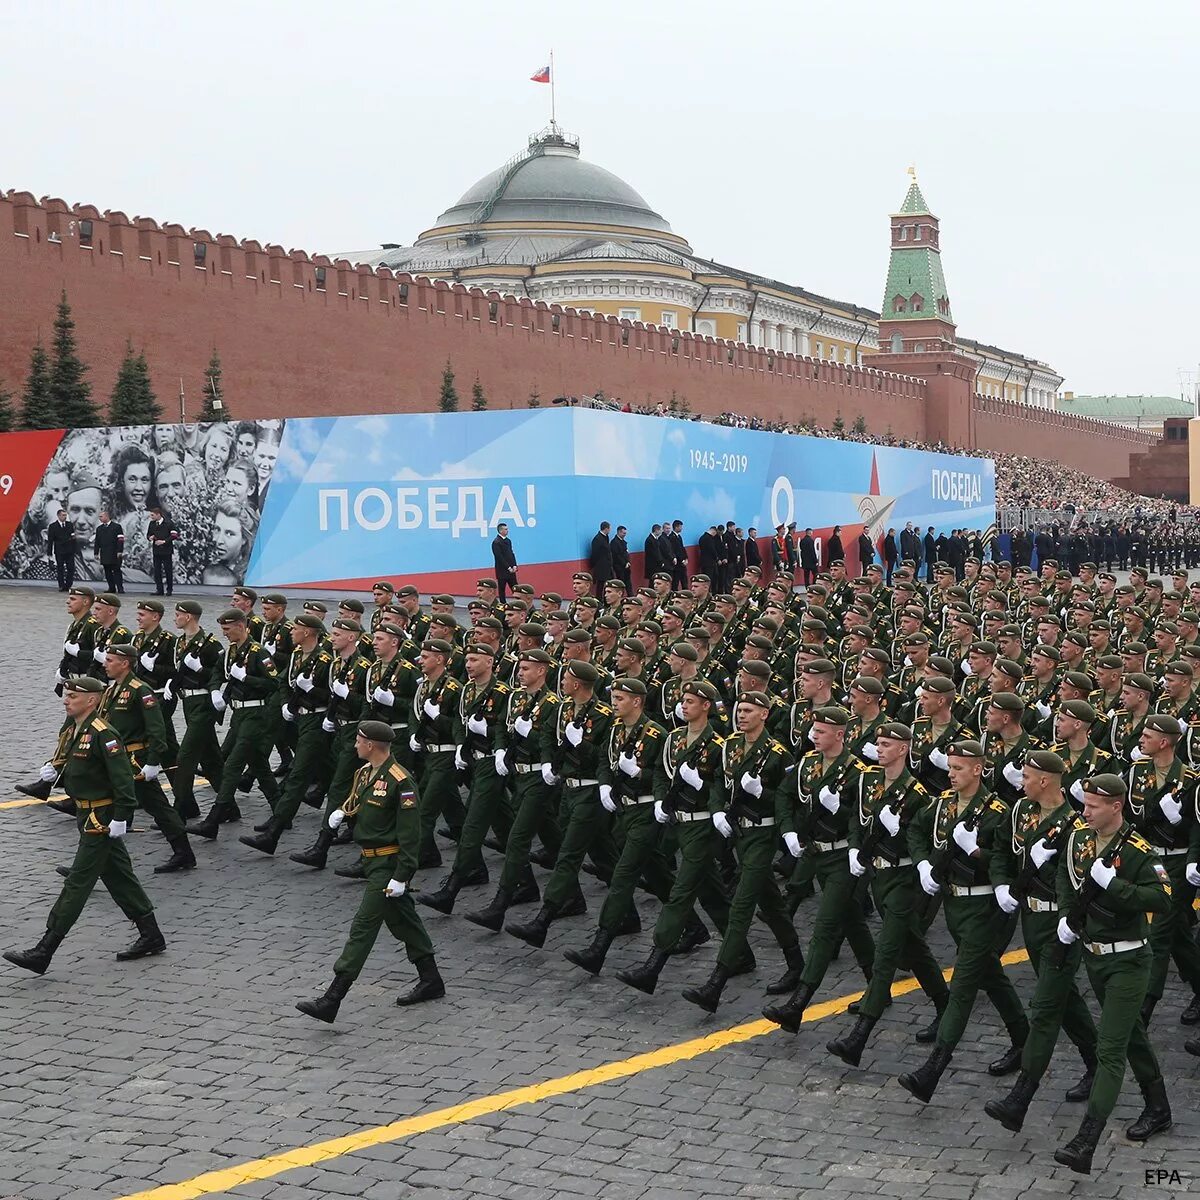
left=673, top=810, right=711, bottom=823
left=180, top=688, right=208, bottom=697
left=619, top=794, right=656, bottom=807
left=1085, top=937, right=1147, bottom=956
left=231, top=699, right=264, bottom=709
left=471, top=749, right=490, bottom=761
left=360, top=844, right=399, bottom=858
left=124, top=741, right=146, bottom=753
left=388, top=720, right=409, bottom=729
left=737, top=815, right=776, bottom=829
left=948, top=883, right=994, bottom=897
left=872, top=855, right=912, bottom=870
left=1149, top=844, right=1188, bottom=857
left=513, top=762, right=543, bottom=774
left=74, top=796, right=113, bottom=810
left=1025, top=896, right=1058, bottom=913
left=422, top=743, right=457, bottom=753
left=564, top=778, right=599, bottom=788
left=299, top=706, right=327, bottom=714
left=813, top=837, right=849, bottom=852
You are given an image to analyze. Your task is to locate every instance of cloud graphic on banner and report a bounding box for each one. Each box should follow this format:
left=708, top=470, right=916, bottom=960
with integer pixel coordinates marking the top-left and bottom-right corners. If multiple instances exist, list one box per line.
left=686, top=487, right=736, bottom=523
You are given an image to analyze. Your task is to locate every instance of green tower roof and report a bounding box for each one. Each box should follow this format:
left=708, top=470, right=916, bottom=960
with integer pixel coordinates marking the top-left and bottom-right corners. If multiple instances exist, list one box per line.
left=883, top=177, right=951, bottom=323
left=898, top=180, right=931, bottom=216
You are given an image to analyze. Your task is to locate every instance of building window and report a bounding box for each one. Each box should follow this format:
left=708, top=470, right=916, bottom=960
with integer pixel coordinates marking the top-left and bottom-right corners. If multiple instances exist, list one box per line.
left=893, top=294, right=906, bottom=313
left=660, top=310, right=677, bottom=329
left=736, top=322, right=747, bottom=341
left=890, top=332, right=903, bottom=353
left=813, top=341, right=823, bottom=357
left=899, top=226, right=908, bottom=241
left=314, top=266, right=326, bottom=290
left=193, top=242, right=207, bottom=266
left=828, top=344, right=839, bottom=360
left=914, top=225, right=923, bottom=241
left=618, top=307, right=641, bottom=322
left=78, top=219, right=93, bottom=246
left=909, top=293, right=923, bottom=312
left=695, top=319, right=716, bottom=336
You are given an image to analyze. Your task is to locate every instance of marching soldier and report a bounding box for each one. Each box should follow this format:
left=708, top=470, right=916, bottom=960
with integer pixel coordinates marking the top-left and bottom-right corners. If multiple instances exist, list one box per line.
left=168, top=601, right=226, bottom=822
left=409, top=637, right=465, bottom=869
left=88, top=594, right=132, bottom=678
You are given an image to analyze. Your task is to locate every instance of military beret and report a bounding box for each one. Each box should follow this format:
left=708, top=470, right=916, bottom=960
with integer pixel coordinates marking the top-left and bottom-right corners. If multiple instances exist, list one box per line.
left=1026, top=749, right=1065, bottom=774
left=540, top=592, right=563, bottom=605
left=1063, top=631, right=1089, bottom=649
left=175, top=600, right=202, bottom=617
left=1115, top=584, right=1135, bottom=596
left=563, top=628, right=591, bottom=645
left=1054, top=570, right=1071, bottom=581
left=376, top=621, right=405, bottom=639
left=515, top=622, right=543, bottom=638
left=475, top=616, right=504, bottom=633
left=806, top=606, right=834, bottom=624
left=293, top=613, right=326, bottom=634
left=422, top=637, right=452, bottom=655
left=465, top=641, right=497, bottom=658
left=635, top=620, right=663, bottom=637
left=1147, top=578, right=1164, bottom=590
left=746, top=634, right=775, bottom=652
left=1165, top=660, right=1194, bottom=678
left=951, top=612, right=979, bottom=630
left=1181, top=611, right=1199, bottom=625
left=1099, top=572, right=1116, bottom=583
left=861, top=647, right=891, bottom=665
left=877, top=721, right=912, bottom=741
left=357, top=719, right=395, bottom=743
left=1126, top=607, right=1148, bottom=622
left=612, top=676, right=648, bottom=696
left=754, top=616, right=781, bottom=634
left=430, top=613, right=459, bottom=630
left=662, top=605, right=687, bottom=620
left=106, top=643, right=137, bottom=663
left=970, top=640, right=998, bottom=656
left=849, top=604, right=874, bottom=621
left=1182, top=645, right=1200, bottom=662
left=466, top=600, right=488, bottom=612
left=217, top=608, right=246, bottom=624
left=589, top=614, right=618, bottom=633
left=850, top=675, right=884, bottom=697
left=1062, top=670, right=1095, bottom=691
left=904, top=631, right=930, bottom=646
left=65, top=675, right=105, bottom=693
left=603, top=578, right=627, bottom=592
left=1145, top=713, right=1182, bottom=736
left=397, top=584, right=419, bottom=598
left=1083, top=772, right=1125, bottom=798
left=652, top=572, right=673, bottom=583
left=948, top=739, right=985, bottom=759
left=1043, top=559, right=1060, bottom=568
left=572, top=572, right=593, bottom=583
left=1031, top=644, right=1061, bottom=663
left=1163, top=590, right=1185, bottom=602
left=303, top=600, right=329, bottom=614
left=813, top=705, right=851, bottom=727
left=68, top=585, right=96, bottom=600
left=617, top=637, right=647, bottom=657
left=1072, top=599, right=1096, bottom=613
left=233, top=586, right=257, bottom=603
left=1087, top=621, right=1110, bottom=633
left=1096, top=654, right=1124, bottom=670
left=1028, top=595, right=1050, bottom=608
left=997, top=624, right=1022, bottom=638
left=682, top=679, right=719, bottom=702
left=991, top=657, right=1021, bottom=681
left=1157, top=620, right=1180, bottom=636
left=922, top=675, right=955, bottom=695
left=802, top=658, right=836, bottom=676
left=520, top=648, right=553, bottom=665
left=669, top=642, right=699, bottom=662
left=1125, top=672, right=1155, bottom=693
left=844, top=626, right=870, bottom=642
left=1130, top=567, right=1148, bottom=580
left=623, top=595, right=646, bottom=610
left=989, top=691, right=1025, bottom=714
left=703, top=611, right=728, bottom=628
left=738, top=689, right=771, bottom=711
left=505, top=598, right=530, bottom=611
left=513, top=584, right=536, bottom=595
left=894, top=581, right=915, bottom=592
left=685, top=626, right=711, bottom=643
left=929, top=655, right=957, bottom=677
left=691, top=573, right=711, bottom=585
left=866, top=563, right=883, bottom=575
left=800, top=618, right=827, bottom=633
left=332, top=617, right=363, bottom=634
left=576, top=597, right=601, bottom=610
left=262, top=592, right=287, bottom=606
left=1060, top=698, right=1096, bottom=723
left=1121, top=641, right=1148, bottom=657
left=136, top=599, right=164, bottom=616
left=94, top=592, right=120, bottom=609
left=738, top=659, right=771, bottom=679
left=373, top=581, right=396, bottom=593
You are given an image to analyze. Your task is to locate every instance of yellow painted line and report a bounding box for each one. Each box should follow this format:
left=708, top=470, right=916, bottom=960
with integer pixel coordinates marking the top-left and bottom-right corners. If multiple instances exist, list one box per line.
left=115, top=949, right=1030, bottom=1200
left=0, top=797, right=47, bottom=810
left=5, top=777, right=212, bottom=811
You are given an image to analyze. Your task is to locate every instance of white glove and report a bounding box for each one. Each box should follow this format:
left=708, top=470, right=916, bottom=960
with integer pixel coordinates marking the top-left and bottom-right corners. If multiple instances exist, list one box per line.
left=903, top=655, right=913, bottom=667
left=712, top=811, right=733, bottom=839
left=541, top=762, right=558, bottom=786
left=210, top=689, right=226, bottom=711
left=322, top=717, right=335, bottom=734
left=918, top=859, right=940, bottom=895
left=1070, top=779, right=1085, bottom=803
left=163, top=681, right=174, bottom=703
left=38, top=762, right=58, bottom=783
left=493, top=749, right=509, bottom=776
left=1034, top=701, right=1052, bottom=719
left=1002, top=761, right=1025, bottom=787
left=54, top=670, right=66, bottom=685
left=1030, top=838, right=1057, bottom=868
left=994, top=883, right=1018, bottom=914
left=263, top=640, right=276, bottom=656
left=914, top=686, right=926, bottom=702
left=328, top=809, right=345, bottom=830
left=879, top=804, right=901, bottom=836
left=848, top=847, right=865, bottom=877
left=64, top=640, right=81, bottom=656
left=740, top=771, right=763, bottom=798
left=784, top=831, right=802, bottom=857
left=1056, top=916, right=1078, bottom=945
left=679, top=762, right=703, bottom=790
left=674, top=701, right=685, bottom=721
left=959, top=657, right=973, bottom=676
left=454, top=746, right=466, bottom=771
left=296, top=673, right=314, bottom=692
left=564, top=721, right=584, bottom=747
left=330, top=677, right=348, bottom=698
left=93, top=647, right=107, bottom=664
left=384, top=879, right=406, bottom=898
left=514, top=715, right=533, bottom=738
left=107, top=819, right=128, bottom=840
left=1186, top=862, right=1200, bottom=888
left=1158, top=792, right=1183, bottom=825
left=423, top=698, right=440, bottom=719
left=373, top=686, right=394, bottom=706
left=807, top=728, right=817, bottom=744
left=599, top=784, right=617, bottom=813
left=409, top=734, right=421, bottom=753
left=141, top=763, right=161, bottom=782
left=929, top=747, right=949, bottom=771
left=228, top=663, right=246, bottom=682
left=467, top=714, right=488, bottom=736
left=1130, top=748, right=1148, bottom=761
left=140, top=652, right=157, bottom=671
left=653, top=800, right=670, bottom=824
left=861, top=742, right=879, bottom=762
left=818, top=785, right=840, bottom=813
left=952, top=821, right=979, bottom=855
left=1089, top=858, right=1117, bottom=889
left=184, top=652, right=202, bottom=672
left=282, top=704, right=294, bottom=722
left=618, top=751, right=640, bottom=778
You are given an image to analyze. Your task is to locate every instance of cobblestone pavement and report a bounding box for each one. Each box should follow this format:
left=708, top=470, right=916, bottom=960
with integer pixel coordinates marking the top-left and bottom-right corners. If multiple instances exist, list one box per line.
left=0, top=582, right=1196, bottom=1200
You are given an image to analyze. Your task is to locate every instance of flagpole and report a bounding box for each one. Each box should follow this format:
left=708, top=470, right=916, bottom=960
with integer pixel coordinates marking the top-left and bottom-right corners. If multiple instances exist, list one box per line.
left=550, top=49, right=556, bottom=127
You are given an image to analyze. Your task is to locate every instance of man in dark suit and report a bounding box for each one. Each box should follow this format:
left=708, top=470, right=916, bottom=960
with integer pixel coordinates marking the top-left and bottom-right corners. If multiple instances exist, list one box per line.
left=744, top=527, right=762, bottom=572
left=492, top=521, right=518, bottom=602
left=826, top=525, right=844, bottom=569
left=857, top=530, right=875, bottom=576
left=146, top=505, right=179, bottom=596
left=611, top=525, right=632, bottom=590
left=698, top=525, right=721, bottom=582
left=643, top=524, right=665, bottom=583
left=721, top=521, right=740, bottom=593
left=45, top=508, right=76, bottom=591
left=786, top=523, right=800, bottom=572
left=923, top=526, right=937, bottom=581
left=93, top=510, right=125, bottom=594
left=589, top=522, right=613, bottom=592
left=883, top=527, right=898, bottom=585
left=799, top=527, right=818, bottom=587
left=668, top=520, right=687, bottom=588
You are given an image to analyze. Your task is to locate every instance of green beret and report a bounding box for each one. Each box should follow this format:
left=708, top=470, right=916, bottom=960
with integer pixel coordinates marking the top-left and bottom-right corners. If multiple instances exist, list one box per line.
left=540, top=592, right=563, bottom=606
left=703, top=610, right=727, bottom=628
left=1063, top=631, right=1089, bottom=649
left=332, top=618, right=363, bottom=634
left=545, top=610, right=570, bottom=624
left=376, top=622, right=405, bottom=639
left=1060, top=699, right=1096, bottom=723
left=1144, top=713, right=1182, bottom=737
left=430, top=594, right=454, bottom=606
left=877, top=721, right=912, bottom=741
left=68, top=585, right=95, bottom=600
left=516, top=623, right=544, bottom=638
left=970, top=640, right=998, bottom=656
left=800, top=618, right=827, bottom=633
left=217, top=608, right=246, bottom=624
left=357, top=720, right=395, bottom=744
left=95, top=593, right=120, bottom=609
left=303, top=600, right=329, bottom=614
left=505, top=598, right=530, bottom=612
left=520, top=648, right=553, bottom=665
left=421, top=637, right=452, bottom=655
left=948, top=739, right=985, bottom=759
left=563, top=628, right=591, bottom=645
left=904, top=631, right=930, bottom=646
left=293, top=613, right=326, bottom=634
left=1028, top=596, right=1050, bottom=609
left=929, top=655, right=956, bottom=677
left=397, top=584, right=419, bottom=598
left=951, top=612, right=979, bottom=629
left=738, top=690, right=771, bottom=710
left=1125, top=672, right=1155, bottom=694
left=136, top=599, right=165, bottom=616
left=474, top=615, right=502, bottom=633
left=1126, top=607, right=1148, bottom=623
left=681, top=679, right=719, bottom=703
left=754, top=616, right=781, bottom=635
left=652, top=572, right=673, bottom=583
left=339, top=598, right=365, bottom=614
left=1180, top=611, right=1200, bottom=625
left=635, top=620, right=663, bottom=637
left=603, top=578, right=627, bottom=591
left=861, top=647, right=891, bottom=666
left=738, top=659, right=771, bottom=679
left=233, top=586, right=257, bottom=603
left=1031, top=643, right=1061, bottom=663
left=922, top=675, right=955, bottom=695
left=994, top=657, right=1024, bottom=681
left=812, top=705, right=851, bottom=727
left=1083, top=772, right=1125, bottom=798
left=1182, top=646, right=1200, bottom=662
left=1026, top=749, right=1065, bottom=775
left=997, top=624, right=1022, bottom=638
left=745, top=634, right=774, bottom=652
left=576, top=596, right=601, bottom=610
left=1062, top=670, right=1095, bottom=691
left=175, top=600, right=202, bottom=617
left=989, top=691, right=1025, bottom=714
left=611, top=676, right=648, bottom=696
left=685, top=627, right=711, bottom=644
left=1096, top=654, right=1124, bottom=669
left=669, top=642, right=699, bottom=662
left=464, top=641, right=497, bottom=659
left=850, top=676, right=884, bottom=697
left=802, top=658, right=836, bottom=677
left=595, top=615, right=621, bottom=631
left=106, top=643, right=137, bottom=663
left=64, top=675, right=105, bottom=693
left=617, top=638, right=646, bottom=657
left=262, top=592, right=287, bottom=605
left=373, top=581, right=395, bottom=593
left=1165, top=660, right=1194, bottom=679
left=844, top=626, right=870, bottom=642
left=1157, top=620, right=1180, bottom=636
left=571, top=571, right=593, bottom=583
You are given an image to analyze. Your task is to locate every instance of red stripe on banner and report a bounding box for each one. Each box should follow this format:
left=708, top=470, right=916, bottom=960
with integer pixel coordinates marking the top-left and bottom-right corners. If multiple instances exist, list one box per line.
left=0, top=429, right=67, bottom=559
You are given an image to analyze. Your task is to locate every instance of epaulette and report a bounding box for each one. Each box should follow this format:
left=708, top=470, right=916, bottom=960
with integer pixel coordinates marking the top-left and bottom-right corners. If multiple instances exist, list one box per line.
left=443, top=676, right=460, bottom=688
left=1185, top=766, right=1200, bottom=781
left=127, top=677, right=144, bottom=689
left=711, top=735, right=725, bottom=747
left=318, top=652, right=331, bottom=662
left=495, top=680, right=510, bottom=693
left=1129, top=833, right=1152, bottom=853
left=594, top=702, right=612, bottom=716
left=544, top=691, right=560, bottom=703
left=768, top=738, right=787, bottom=755
left=990, top=798, right=1007, bottom=814
left=1072, top=817, right=1089, bottom=831
left=248, top=641, right=264, bottom=652
left=939, top=788, right=955, bottom=799
left=388, top=762, right=408, bottom=782
left=91, top=717, right=109, bottom=731
left=644, top=725, right=662, bottom=739
left=802, top=748, right=822, bottom=761
left=356, top=657, right=371, bottom=669
left=912, top=779, right=927, bottom=795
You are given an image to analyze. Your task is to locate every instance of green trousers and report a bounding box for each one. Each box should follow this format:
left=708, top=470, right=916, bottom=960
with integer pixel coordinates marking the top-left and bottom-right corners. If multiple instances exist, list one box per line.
left=47, top=804, right=154, bottom=937
left=1146, top=854, right=1200, bottom=1003
left=135, top=776, right=186, bottom=842
left=935, top=895, right=1029, bottom=1050
left=158, top=694, right=180, bottom=766
left=1083, top=945, right=1162, bottom=1121
left=1018, top=908, right=1098, bottom=1079
left=651, top=819, right=731, bottom=952
left=416, top=750, right=465, bottom=860
left=716, top=826, right=799, bottom=971
left=172, top=696, right=224, bottom=818
left=451, top=758, right=514, bottom=876
left=214, top=708, right=278, bottom=815
left=798, top=851, right=876, bottom=990
left=498, top=772, right=562, bottom=892
left=859, top=866, right=949, bottom=1019
left=598, top=804, right=677, bottom=933
left=322, top=724, right=359, bottom=819
left=332, top=853, right=434, bottom=980
left=543, top=784, right=618, bottom=909
left=274, top=713, right=331, bottom=825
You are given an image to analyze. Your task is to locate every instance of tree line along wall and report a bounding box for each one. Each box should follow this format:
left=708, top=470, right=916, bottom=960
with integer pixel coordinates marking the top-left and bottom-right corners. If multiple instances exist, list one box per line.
left=0, top=189, right=1158, bottom=484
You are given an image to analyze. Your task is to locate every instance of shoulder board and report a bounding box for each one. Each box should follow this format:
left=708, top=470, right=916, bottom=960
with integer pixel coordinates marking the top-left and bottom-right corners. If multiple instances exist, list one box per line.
left=860, top=764, right=882, bottom=774
left=911, top=780, right=927, bottom=795
left=1129, top=833, right=1152, bottom=853
left=443, top=676, right=460, bottom=689
left=768, top=739, right=787, bottom=755
left=248, top=641, right=263, bottom=652
left=319, top=652, right=331, bottom=662
left=989, top=798, right=1007, bottom=814
left=388, top=762, right=408, bottom=782
left=127, top=677, right=144, bottom=689
left=495, top=681, right=510, bottom=694
left=544, top=692, right=560, bottom=704
left=643, top=725, right=662, bottom=739
left=1185, top=767, right=1200, bottom=780
left=1072, top=817, right=1089, bottom=831
left=939, top=788, right=955, bottom=799
left=594, top=703, right=612, bottom=716
left=356, top=657, right=371, bottom=669
left=91, top=717, right=109, bottom=731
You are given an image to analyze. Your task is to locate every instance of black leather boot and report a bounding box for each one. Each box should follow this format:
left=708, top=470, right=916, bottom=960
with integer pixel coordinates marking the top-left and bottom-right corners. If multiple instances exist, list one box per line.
left=505, top=903, right=559, bottom=948
left=915, top=994, right=948, bottom=1043
left=762, top=980, right=815, bottom=1034
left=1064, top=1049, right=1096, bottom=1101
left=417, top=872, right=463, bottom=915
left=154, top=835, right=196, bottom=873
left=417, top=845, right=442, bottom=870
left=302, top=781, right=325, bottom=808
left=671, top=913, right=710, bottom=955
left=46, top=796, right=77, bottom=815
left=557, top=886, right=587, bottom=919
left=988, top=1033, right=1027, bottom=1076
left=3, top=930, right=64, bottom=975
left=396, top=955, right=445, bottom=1007
left=826, top=1015, right=878, bottom=1067
left=510, top=869, right=540, bottom=906
left=764, top=945, right=805, bottom=996
left=296, top=973, right=352, bottom=1023
left=984, top=1071, right=1039, bottom=1132
left=463, top=886, right=513, bottom=932
left=1053, top=1114, right=1105, bottom=1174
left=334, top=858, right=367, bottom=880
left=458, top=863, right=488, bottom=887
left=55, top=865, right=72, bottom=878
left=616, top=947, right=671, bottom=995
left=1181, top=992, right=1200, bottom=1025
left=898, top=1044, right=953, bottom=1103
left=682, top=964, right=730, bottom=1013
left=186, top=810, right=221, bottom=840
left=1125, top=1078, right=1172, bottom=1141
left=564, top=927, right=615, bottom=975
left=239, top=817, right=285, bottom=856
left=726, top=947, right=756, bottom=978
left=289, top=828, right=335, bottom=869
left=217, top=803, right=241, bottom=823
left=528, top=844, right=556, bottom=869
left=116, top=914, right=166, bottom=961
left=15, top=778, right=53, bottom=801
left=614, top=906, right=641, bottom=936
left=236, top=769, right=254, bottom=793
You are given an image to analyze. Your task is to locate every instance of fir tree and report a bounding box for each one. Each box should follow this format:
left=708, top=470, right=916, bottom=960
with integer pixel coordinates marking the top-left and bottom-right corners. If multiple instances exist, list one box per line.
left=471, top=375, right=487, bottom=411
left=20, top=342, right=57, bottom=429
left=49, top=291, right=99, bottom=427
left=851, top=414, right=867, bottom=437
left=527, top=386, right=541, bottom=409
left=831, top=413, right=846, bottom=436
left=438, top=360, right=459, bottom=412
left=199, top=349, right=229, bottom=420
left=0, top=388, right=14, bottom=433
left=109, top=340, right=163, bottom=426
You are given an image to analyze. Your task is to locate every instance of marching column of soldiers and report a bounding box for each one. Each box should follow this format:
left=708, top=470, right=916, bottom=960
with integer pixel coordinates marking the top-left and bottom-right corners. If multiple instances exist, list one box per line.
left=8, top=556, right=1200, bottom=1175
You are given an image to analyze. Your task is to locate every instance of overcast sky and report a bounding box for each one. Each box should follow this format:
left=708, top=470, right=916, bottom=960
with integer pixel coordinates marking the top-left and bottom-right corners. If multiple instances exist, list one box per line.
left=4, top=0, right=1195, bottom=399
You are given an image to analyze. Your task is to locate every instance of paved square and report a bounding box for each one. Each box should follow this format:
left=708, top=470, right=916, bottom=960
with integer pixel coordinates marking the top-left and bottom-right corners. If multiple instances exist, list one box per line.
left=0, top=583, right=1196, bottom=1200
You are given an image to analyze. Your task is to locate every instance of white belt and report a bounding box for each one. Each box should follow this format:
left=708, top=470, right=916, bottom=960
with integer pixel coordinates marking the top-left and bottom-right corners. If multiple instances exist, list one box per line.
left=231, top=699, right=264, bottom=709
left=674, top=810, right=711, bottom=823
left=620, top=794, right=656, bottom=807
left=948, top=883, right=994, bottom=897
left=1085, top=938, right=1147, bottom=956
left=814, top=838, right=849, bottom=852
left=300, top=706, right=327, bottom=714
left=471, top=749, right=490, bottom=761
left=737, top=815, right=775, bottom=829
left=872, top=855, right=912, bottom=870
left=1025, top=896, right=1058, bottom=913
left=422, top=743, right=457, bottom=753
left=513, top=762, right=543, bottom=774
left=388, top=721, right=409, bottom=729
left=1150, top=845, right=1188, bottom=857
left=180, top=688, right=208, bottom=697
left=564, top=778, right=599, bottom=788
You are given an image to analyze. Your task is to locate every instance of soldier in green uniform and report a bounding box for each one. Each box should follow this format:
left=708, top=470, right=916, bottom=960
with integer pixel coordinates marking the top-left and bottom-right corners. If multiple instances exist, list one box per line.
left=130, top=599, right=179, bottom=765
left=409, top=637, right=464, bottom=869
left=368, top=581, right=395, bottom=632
left=1052, top=699, right=1112, bottom=804
left=4, top=677, right=165, bottom=975
left=89, top=593, right=133, bottom=675
left=908, top=675, right=959, bottom=793
left=365, top=621, right=421, bottom=765
left=229, top=585, right=264, bottom=642
left=825, top=722, right=950, bottom=1067
left=258, top=592, right=296, bottom=779
left=682, top=691, right=802, bottom=1012
left=167, top=600, right=226, bottom=821
left=296, top=721, right=443, bottom=1023
left=1049, top=774, right=1174, bottom=1172
left=897, top=740, right=1029, bottom=1103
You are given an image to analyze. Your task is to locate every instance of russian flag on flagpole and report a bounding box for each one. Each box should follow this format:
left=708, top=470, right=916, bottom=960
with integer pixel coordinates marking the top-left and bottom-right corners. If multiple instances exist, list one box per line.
left=530, top=64, right=551, bottom=83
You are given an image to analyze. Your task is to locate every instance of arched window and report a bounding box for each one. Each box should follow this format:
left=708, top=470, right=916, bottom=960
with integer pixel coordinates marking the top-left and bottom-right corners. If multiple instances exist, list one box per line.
left=890, top=332, right=903, bottom=353
left=893, top=294, right=906, bottom=313
left=909, top=293, right=923, bottom=313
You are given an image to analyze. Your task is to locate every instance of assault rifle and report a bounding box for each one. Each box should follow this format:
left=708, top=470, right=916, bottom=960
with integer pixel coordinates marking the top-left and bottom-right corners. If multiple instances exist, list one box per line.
left=915, top=808, right=981, bottom=925
left=1048, top=826, right=1130, bottom=969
